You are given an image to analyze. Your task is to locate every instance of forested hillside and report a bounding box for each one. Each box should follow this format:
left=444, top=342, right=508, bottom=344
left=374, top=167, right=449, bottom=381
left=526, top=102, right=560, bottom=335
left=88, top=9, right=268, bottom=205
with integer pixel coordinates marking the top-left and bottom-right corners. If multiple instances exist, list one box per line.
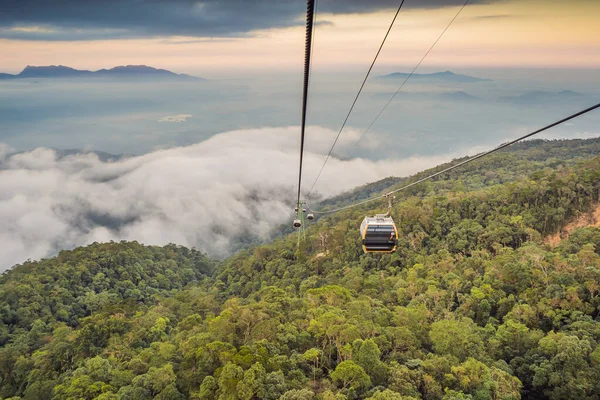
left=2, top=140, right=600, bottom=400
left=319, top=138, right=600, bottom=211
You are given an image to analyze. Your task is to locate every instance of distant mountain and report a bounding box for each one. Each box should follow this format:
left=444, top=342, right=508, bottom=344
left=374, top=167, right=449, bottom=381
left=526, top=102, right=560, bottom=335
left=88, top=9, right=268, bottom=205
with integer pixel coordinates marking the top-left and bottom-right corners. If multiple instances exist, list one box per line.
left=0, top=148, right=129, bottom=170
left=500, top=90, right=584, bottom=104
left=379, top=71, right=491, bottom=83
left=438, top=91, right=481, bottom=101
left=94, top=65, right=200, bottom=80
left=55, top=149, right=130, bottom=162
left=17, top=65, right=93, bottom=78
left=0, top=65, right=203, bottom=81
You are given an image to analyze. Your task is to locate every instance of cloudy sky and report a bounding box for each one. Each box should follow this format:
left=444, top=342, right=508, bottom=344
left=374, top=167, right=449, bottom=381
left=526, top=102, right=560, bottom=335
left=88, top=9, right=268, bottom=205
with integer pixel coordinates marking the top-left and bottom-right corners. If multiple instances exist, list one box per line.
left=1, top=0, right=599, bottom=75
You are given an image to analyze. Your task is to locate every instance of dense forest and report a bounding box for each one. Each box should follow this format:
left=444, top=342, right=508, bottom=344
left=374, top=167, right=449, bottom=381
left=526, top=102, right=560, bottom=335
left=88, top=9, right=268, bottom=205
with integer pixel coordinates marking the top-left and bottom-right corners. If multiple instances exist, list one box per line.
left=2, top=139, right=600, bottom=400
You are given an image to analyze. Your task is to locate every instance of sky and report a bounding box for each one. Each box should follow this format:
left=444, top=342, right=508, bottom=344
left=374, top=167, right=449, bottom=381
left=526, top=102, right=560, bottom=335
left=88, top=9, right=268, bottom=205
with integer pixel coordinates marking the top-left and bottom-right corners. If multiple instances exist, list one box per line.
left=1, top=0, right=600, bottom=76
left=0, top=0, right=599, bottom=269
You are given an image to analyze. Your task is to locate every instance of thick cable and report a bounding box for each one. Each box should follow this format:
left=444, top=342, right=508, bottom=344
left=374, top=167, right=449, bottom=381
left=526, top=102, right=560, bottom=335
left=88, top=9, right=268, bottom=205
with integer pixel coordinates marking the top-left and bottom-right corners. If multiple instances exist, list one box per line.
left=306, top=0, right=407, bottom=197
left=296, top=0, right=316, bottom=208
left=307, top=102, right=600, bottom=214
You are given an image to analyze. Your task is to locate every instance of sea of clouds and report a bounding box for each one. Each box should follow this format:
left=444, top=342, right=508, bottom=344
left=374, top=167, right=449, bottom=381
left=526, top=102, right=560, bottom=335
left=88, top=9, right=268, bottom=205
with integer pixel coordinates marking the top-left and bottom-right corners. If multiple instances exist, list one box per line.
left=0, top=126, right=460, bottom=271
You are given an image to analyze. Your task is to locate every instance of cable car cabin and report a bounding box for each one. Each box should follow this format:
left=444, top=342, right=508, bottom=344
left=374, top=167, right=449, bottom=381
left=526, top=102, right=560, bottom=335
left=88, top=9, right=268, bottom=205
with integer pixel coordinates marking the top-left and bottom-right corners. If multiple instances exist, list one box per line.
left=293, top=219, right=302, bottom=228
left=360, top=216, right=398, bottom=253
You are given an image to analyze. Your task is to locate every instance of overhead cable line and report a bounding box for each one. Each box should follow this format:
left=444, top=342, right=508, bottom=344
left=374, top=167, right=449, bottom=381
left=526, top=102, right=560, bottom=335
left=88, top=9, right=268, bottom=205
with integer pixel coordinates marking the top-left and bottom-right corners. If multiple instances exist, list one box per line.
left=307, top=102, right=600, bottom=215
left=296, top=0, right=317, bottom=208
left=345, top=0, right=470, bottom=158
left=309, top=0, right=468, bottom=196
left=306, top=0, right=319, bottom=109
left=306, top=0, right=407, bottom=197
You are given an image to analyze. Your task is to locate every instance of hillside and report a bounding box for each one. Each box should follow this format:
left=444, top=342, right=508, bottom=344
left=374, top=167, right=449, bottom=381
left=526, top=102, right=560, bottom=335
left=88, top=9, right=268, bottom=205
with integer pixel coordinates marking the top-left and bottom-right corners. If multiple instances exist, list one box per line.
left=1, top=144, right=600, bottom=399
left=316, top=138, right=600, bottom=214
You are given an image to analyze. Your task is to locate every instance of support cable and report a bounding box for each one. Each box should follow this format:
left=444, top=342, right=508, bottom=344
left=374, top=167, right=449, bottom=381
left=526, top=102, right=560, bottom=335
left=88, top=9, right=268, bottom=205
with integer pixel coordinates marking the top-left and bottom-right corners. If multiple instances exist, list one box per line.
left=296, top=0, right=317, bottom=208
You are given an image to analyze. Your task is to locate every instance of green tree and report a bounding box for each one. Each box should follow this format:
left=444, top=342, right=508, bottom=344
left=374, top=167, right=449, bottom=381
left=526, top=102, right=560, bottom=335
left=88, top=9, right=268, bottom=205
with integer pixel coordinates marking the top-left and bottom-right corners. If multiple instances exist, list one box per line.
left=532, top=332, right=596, bottom=399
left=429, top=319, right=484, bottom=361
left=303, top=348, right=322, bottom=381
left=330, top=360, right=371, bottom=391
left=280, top=389, right=315, bottom=400
left=197, top=376, right=217, bottom=400
left=217, top=362, right=244, bottom=400
left=365, top=389, right=407, bottom=399
left=236, top=362, right=266, bottom=400
left=352, top=339, right=387, bottom=386
left=263, top=371, right=287, bottom=400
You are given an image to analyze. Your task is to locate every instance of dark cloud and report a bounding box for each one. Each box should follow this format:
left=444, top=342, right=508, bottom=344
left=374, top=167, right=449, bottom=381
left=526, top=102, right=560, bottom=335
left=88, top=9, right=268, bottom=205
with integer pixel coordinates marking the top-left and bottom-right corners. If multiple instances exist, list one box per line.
left=1, top=0, right=494, bottom=41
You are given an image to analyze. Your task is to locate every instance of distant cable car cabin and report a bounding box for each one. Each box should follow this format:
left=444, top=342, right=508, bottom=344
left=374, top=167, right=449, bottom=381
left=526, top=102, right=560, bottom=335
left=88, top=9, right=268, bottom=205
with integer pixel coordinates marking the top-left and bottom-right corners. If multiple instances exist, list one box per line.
left=307, top=213, right=315, bottom=220
left=360, top=216, right=398, bottom=253
left=293, top=219, right=302, bottom=228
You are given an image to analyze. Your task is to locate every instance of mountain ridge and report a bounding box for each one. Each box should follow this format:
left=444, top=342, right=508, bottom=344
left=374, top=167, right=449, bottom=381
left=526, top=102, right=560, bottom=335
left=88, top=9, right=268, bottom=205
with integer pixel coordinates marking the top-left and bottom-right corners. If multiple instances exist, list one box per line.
left=437, top=90, right=481, bottom=101
left=0, top=64, right=203, bottom=80
left=315, top=137, right=600, bottom=213
left=378, top=70, right=491, bottom=83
